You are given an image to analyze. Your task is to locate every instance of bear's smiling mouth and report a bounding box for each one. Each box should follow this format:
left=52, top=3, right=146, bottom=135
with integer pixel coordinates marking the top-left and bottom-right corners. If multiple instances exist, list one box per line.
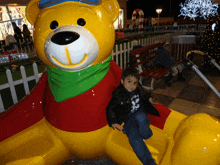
left=52, top=46, right=88, bottom=67
left=52, top=54, right=88, bottom=67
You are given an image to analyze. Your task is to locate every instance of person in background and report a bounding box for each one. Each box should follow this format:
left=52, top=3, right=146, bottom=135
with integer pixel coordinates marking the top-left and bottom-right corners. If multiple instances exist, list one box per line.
left=12, top=22, right=23, bottom=44
left=4, top=33, right=17, bottom=51
left=153, top=42, right=186, bottom=86
left=150, top=17, right=156, bottom=27
left=5, top=34, right=17, bottom=46
left=129, top=19, right=133, bottom=31
left=143, top=18, right=148, bottom=29
left=106, top=68, right=160, bottom=165
left=148, top=17, right=152, bottom=26
left=22, top=24, right=31, bottom=42
left=173, top=22, right=178, bottom=30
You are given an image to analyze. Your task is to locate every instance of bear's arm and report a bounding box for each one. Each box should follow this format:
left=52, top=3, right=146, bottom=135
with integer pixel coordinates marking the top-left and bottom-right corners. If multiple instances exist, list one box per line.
left=0, top=72, right=48, bottom=142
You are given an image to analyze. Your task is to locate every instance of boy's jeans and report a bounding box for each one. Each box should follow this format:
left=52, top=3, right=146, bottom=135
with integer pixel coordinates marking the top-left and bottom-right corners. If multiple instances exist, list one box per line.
left=123, top=109, right=157, bottom=165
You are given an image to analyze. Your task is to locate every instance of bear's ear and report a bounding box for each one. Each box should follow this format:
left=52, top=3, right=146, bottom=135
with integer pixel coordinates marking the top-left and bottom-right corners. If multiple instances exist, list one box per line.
left=102, top=0, right=120, bottom=23
left=26, top=0, right=41, bottom=25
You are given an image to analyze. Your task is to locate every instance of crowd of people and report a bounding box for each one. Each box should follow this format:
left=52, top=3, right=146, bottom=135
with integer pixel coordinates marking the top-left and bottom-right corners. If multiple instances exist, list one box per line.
left=11, top=22, right=31, bottom=44
left=4, top=22, right=31, bottom=50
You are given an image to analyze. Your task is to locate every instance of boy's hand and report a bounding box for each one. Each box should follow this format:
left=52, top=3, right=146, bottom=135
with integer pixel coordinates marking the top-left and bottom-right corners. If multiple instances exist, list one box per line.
left=112, top=124, right=123, bottom=131
left=149, top=97, right=158, bottom=105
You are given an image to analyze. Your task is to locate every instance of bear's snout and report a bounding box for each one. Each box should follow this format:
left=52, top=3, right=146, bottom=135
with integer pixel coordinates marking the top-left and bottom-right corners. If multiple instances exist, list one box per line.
left=51, top=31, right=80, bottom=45
left=44, top=25, right=99, bottom=71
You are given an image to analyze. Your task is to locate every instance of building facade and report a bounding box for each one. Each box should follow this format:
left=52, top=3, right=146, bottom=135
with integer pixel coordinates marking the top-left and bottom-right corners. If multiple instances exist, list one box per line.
left=0, top=0, right=127, bottom=40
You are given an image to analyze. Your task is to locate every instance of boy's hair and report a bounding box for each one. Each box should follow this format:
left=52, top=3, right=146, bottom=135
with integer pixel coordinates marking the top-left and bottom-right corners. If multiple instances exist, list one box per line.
left=121, top=68, right=140, bottom=80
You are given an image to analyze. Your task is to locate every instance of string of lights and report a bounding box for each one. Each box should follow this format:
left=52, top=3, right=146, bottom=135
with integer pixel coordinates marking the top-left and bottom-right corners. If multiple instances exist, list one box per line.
left=179, top=0, right=219, bottom=20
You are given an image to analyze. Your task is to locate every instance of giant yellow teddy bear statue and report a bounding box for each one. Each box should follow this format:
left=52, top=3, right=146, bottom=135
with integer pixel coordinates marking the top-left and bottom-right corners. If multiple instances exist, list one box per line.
left=1, top=0, right=220, bottom=165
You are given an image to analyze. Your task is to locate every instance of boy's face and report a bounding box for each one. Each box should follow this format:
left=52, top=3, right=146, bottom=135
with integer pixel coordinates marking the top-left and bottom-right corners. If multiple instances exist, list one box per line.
left=121, top=76, right=138, bottom=92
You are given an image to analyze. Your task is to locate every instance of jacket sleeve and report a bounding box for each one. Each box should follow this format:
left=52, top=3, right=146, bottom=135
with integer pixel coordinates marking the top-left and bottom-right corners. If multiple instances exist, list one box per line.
left=106, top=97, right=120, bottom=127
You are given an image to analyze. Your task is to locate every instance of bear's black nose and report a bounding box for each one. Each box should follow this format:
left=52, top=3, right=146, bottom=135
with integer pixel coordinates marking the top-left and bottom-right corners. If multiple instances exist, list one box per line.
left=51, top=31, right=80, bottom=45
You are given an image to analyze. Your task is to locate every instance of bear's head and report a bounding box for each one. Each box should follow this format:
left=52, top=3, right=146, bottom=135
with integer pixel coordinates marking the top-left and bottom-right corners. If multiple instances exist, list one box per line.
left=26, top=0, right=119, bottom=71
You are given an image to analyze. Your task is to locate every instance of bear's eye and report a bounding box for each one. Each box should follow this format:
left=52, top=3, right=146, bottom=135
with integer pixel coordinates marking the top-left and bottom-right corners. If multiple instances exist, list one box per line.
left=77, top=18, right=86, bottom=26
left=50, top=21, right=59, bottom=30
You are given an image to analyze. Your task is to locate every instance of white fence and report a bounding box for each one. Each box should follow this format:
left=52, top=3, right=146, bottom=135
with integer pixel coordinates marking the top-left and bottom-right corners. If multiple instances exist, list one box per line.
left=155, top=24, right=206, bottom=34
left=0, top=63, right=42, bottom=113
left=0, top=33, right=194, bottom=112
left=118, top=24, right=206, bottom=35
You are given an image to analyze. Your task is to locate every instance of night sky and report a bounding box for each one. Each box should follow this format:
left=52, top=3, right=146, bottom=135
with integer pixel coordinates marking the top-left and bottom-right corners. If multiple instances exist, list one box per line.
left=126, top=0, right=186, bottom=19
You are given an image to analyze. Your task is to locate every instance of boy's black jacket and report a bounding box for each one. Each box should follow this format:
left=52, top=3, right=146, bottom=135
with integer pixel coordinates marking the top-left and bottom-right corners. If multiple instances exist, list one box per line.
left=106, top=84, right=160, bottom=127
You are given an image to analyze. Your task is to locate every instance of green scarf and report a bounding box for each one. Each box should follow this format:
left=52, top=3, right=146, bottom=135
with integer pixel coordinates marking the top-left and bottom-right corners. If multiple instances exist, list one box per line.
left=46, top=56, right=111, bottom=102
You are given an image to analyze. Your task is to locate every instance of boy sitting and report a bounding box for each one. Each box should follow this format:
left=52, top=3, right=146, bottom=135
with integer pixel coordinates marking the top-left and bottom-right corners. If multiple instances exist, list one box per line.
left=106, top=68, right=160, bottom=165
